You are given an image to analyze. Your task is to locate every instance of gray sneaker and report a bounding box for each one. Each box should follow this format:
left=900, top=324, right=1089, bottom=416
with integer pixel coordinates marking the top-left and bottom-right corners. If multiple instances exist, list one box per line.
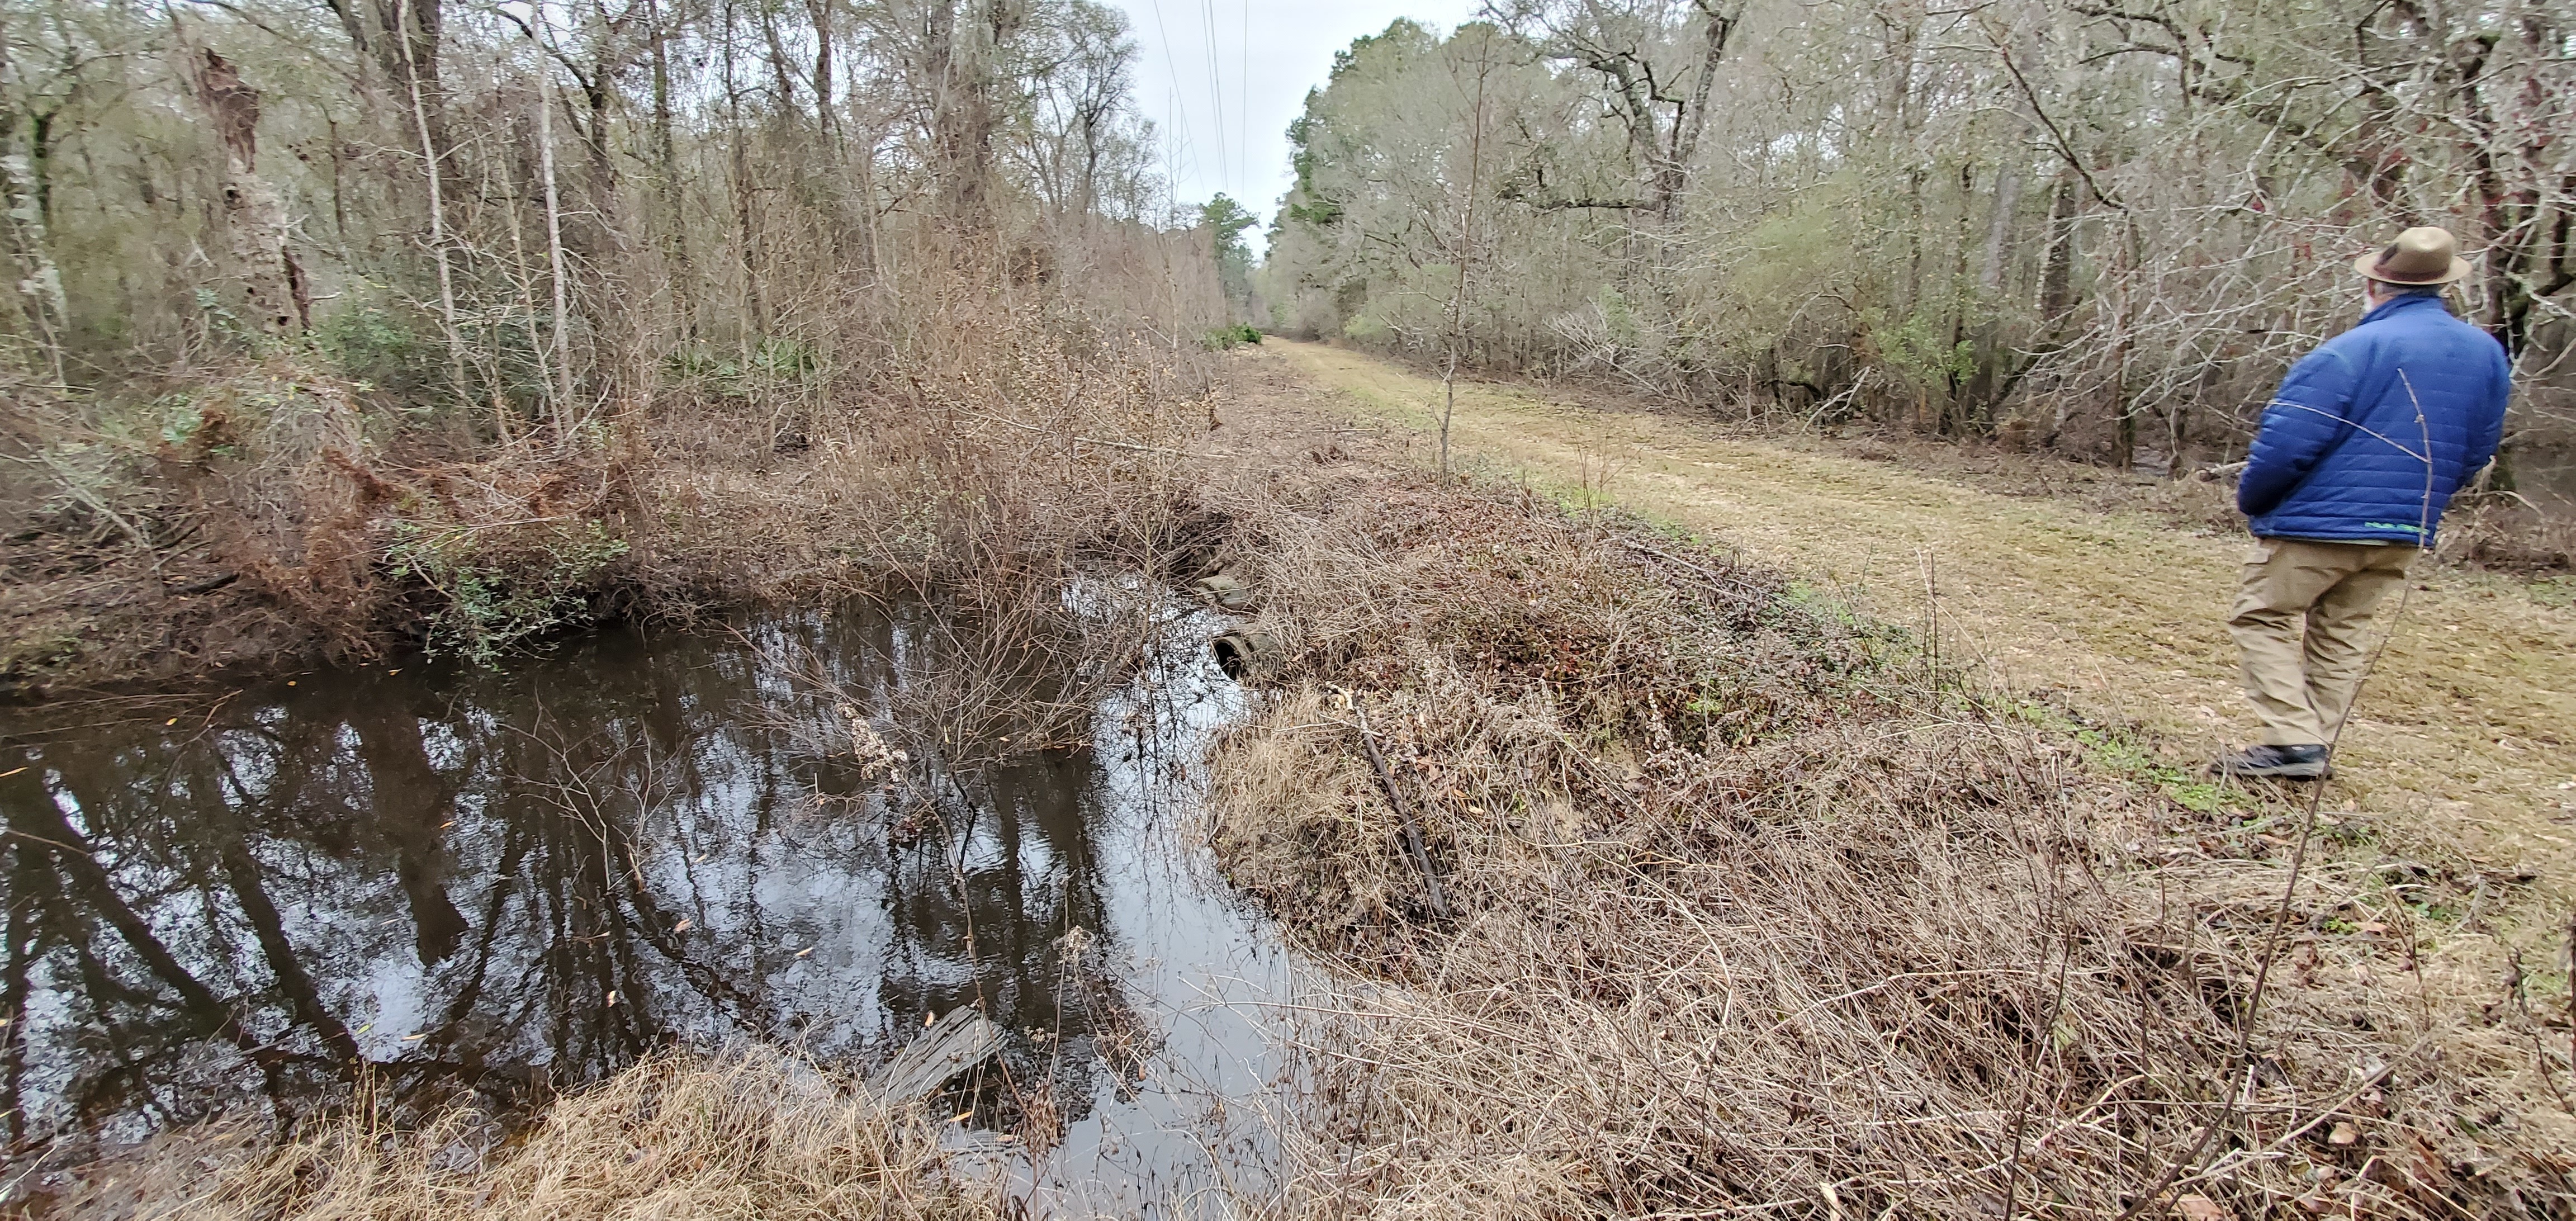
left=2213, top=744, right=2332, bottom=780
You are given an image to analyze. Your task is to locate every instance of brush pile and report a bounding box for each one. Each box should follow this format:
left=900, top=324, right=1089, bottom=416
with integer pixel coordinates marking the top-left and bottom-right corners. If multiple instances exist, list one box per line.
left=1203, top=468, right=2575, bottom=1217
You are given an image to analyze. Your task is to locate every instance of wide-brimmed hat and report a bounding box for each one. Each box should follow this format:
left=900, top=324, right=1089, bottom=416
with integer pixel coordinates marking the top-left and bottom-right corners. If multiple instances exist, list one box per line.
left=2353, top=226, right=2474, bottom=285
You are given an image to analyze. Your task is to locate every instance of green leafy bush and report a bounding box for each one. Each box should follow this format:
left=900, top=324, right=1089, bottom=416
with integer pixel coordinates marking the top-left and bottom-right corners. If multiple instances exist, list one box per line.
left=315, top=298, right=442, bottom=399
left=1202, top=324, right=1263, bottom=349
left=386, top=518, right=629, bottom=667
left=664, top=337, right=823, bottom=399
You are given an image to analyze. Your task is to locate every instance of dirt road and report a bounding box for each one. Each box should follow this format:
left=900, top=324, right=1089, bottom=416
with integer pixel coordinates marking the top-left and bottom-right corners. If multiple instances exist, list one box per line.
left=1239, top=339, right=2576, bottom=885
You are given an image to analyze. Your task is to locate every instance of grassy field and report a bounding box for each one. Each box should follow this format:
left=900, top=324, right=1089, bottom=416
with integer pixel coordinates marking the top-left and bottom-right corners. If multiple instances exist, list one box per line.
left=1244, top=339, right=2576, bottom=892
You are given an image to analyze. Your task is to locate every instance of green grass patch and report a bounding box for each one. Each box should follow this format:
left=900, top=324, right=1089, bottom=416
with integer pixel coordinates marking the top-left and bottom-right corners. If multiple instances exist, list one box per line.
left=2013, top=702, right=2235, bottom=815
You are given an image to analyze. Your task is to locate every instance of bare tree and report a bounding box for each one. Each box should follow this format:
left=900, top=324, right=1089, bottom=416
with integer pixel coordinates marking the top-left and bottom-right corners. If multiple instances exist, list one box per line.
left=1267, top=0, right=2575, bottom=463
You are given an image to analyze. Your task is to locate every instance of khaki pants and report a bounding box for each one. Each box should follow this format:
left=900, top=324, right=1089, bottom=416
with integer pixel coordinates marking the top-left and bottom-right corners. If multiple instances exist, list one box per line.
left=2227, top=538, right=2416, bottom=746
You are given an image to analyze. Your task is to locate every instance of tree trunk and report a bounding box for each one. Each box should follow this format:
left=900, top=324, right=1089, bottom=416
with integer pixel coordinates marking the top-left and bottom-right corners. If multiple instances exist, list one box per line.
left=1660, top=1, right=1741, bottom=227
left=648, top=0, right=694, bottom=337
left=389, top=0, right=468, bottom=403
left=191, top=50, right=309, bottom=338
left=1977, top=164, right=2025, bottom=296
left=929, top=0, right=1022, bottom=230
left=2037, top=173, right=2078, bottom=324
left=721, top=0, right=770, bottom=342
left=0, top=119, right=72, bottom=384
left=537, top=46, right=576, bottom=434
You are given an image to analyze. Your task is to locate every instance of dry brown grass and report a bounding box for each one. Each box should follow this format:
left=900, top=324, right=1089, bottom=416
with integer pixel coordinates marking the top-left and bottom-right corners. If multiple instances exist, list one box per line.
left=1195, top=456, right=2576, bottom=1217
left=57, top=1049, right=998, bottom=1221
left=1262, top=339, right=2576, bottom=920
left=1332, top=346, right=2572, bottom=577
left=634, top=290, right=1219, bottom=609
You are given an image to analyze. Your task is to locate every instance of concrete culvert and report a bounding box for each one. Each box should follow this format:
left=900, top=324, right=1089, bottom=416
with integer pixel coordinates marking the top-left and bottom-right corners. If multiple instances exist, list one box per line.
left=1211, top=630, right=1277, bottom=679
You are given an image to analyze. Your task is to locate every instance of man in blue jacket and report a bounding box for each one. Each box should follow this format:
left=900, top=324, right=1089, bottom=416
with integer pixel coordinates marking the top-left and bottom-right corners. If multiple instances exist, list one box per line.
left=2217, top=226, right=2512, bottom=779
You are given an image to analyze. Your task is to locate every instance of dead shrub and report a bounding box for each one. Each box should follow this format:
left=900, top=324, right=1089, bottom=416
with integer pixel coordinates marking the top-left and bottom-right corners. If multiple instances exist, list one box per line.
left=3, top=252, right=1228, bottom=692
left=1202, top=469, right=2576, bottom=1217
left=2436, top=495, right=2575, bottom=571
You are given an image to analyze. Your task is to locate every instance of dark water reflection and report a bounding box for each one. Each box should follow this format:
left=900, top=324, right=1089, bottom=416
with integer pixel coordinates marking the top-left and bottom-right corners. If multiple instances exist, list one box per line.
left=0, top=601, right=1293, bottom=1210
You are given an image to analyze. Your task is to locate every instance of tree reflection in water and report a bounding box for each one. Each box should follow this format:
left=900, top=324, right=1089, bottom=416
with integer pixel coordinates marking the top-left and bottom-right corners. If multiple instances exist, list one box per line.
left=0, top=601, right=1265, bottom=1172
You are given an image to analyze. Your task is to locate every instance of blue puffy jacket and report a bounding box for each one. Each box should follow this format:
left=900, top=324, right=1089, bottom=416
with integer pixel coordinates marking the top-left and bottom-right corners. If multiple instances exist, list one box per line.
left=2239, top=294, right=2511, bottom=545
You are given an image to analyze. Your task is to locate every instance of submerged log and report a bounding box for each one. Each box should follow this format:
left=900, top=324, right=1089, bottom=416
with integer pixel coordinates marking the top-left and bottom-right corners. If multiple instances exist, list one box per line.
left=864, top=1007, right=1005, bottom=1104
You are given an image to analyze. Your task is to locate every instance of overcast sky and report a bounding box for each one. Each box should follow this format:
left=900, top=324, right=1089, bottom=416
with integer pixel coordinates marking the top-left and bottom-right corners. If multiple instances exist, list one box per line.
left=1105, top=1, right=1485, bottom=217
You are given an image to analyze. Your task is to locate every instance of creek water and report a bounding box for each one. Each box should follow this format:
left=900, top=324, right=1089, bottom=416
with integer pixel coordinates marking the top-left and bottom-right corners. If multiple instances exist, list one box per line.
left=0, top=600, right=1297, bottom=1214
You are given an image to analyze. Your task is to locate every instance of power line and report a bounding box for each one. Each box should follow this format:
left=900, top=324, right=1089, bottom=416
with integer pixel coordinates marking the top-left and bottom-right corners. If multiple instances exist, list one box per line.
left=1239, top=0, right=1249, bottom=202
left=1144, top=0, right=1196, bottom=203
left=1199, top=0, right=1228, bottom=190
